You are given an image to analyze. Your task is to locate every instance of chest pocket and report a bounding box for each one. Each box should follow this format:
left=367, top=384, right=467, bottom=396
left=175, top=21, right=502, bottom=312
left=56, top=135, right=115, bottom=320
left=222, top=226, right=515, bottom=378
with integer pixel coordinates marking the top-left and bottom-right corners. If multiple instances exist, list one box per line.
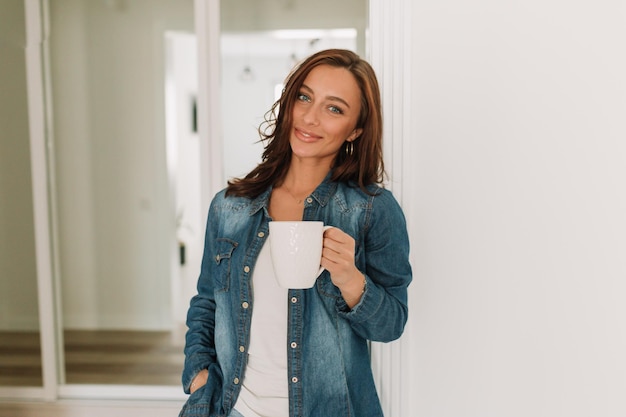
left=213, top=238, right=238, bottom=292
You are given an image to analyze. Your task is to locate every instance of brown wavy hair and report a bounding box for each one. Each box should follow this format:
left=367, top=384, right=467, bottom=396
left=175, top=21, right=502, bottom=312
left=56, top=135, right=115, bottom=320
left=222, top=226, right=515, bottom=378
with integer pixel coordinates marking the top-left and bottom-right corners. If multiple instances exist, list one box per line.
left=226, top=48, right=384, bottom=198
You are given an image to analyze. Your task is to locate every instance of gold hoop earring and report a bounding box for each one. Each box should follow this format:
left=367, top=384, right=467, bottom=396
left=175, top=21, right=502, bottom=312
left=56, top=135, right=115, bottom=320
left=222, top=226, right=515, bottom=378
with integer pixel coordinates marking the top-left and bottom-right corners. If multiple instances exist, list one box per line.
left=345, top=141, right=354, bottom=156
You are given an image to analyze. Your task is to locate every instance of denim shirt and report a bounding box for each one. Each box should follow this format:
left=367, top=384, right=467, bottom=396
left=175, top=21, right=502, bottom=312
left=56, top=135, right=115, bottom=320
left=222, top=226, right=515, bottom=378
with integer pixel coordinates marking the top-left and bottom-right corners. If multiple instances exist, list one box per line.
left=179, top=177, right=412, bottom=417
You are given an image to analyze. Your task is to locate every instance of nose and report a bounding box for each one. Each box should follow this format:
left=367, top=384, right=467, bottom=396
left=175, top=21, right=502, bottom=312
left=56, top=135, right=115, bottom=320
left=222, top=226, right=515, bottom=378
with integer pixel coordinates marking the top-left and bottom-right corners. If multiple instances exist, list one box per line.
left=301, top=104, right=320, bottom=126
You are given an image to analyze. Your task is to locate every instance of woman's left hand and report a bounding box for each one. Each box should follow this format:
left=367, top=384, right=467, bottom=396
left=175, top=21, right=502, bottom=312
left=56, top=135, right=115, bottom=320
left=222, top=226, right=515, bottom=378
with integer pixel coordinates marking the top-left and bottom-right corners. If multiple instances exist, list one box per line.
left=321, top=227, right=366, bottom=308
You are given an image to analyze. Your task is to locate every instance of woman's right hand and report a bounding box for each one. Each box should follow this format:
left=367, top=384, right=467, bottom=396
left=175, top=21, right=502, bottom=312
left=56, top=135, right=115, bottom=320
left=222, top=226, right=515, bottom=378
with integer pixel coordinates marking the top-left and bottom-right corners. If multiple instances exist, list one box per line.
left=190, top=369, right=209, bottom=393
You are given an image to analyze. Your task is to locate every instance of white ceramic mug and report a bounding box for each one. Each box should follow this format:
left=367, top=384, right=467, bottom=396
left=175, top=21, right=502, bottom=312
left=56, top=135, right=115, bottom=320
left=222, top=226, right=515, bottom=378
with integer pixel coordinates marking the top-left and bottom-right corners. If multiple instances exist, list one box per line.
left=268, top=221, right=333, bottom=289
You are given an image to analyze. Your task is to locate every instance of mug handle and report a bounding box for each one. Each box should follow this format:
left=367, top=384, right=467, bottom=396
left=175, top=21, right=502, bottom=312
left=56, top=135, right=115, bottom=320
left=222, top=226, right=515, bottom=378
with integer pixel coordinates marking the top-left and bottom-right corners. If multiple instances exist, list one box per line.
left=317, top=225, right=335, bottom=276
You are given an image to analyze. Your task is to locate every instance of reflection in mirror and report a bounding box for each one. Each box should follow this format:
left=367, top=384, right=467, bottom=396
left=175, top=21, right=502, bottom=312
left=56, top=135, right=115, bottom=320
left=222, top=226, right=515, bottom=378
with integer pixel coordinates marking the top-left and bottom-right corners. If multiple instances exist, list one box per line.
left=49, top=0, right=194, bottom=385
left=220, top=0, right=367, bottom=182
left=0, top=0, right=42, bottom=387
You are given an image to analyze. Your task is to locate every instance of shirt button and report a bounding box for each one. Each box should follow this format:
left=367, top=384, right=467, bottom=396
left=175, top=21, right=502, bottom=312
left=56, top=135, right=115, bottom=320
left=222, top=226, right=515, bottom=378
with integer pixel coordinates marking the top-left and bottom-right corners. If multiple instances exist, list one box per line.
left=234, top=377, right=240, bottom=385
left=291, top=377, right=298, bottom=383
left=291, top=297, right=298, bottom=303
left=257, top=231, right=265, bottom=238
left=306, top=197, right=313, bottom=203
left=239, top=345, right=245, bottom=352
left=290, top=342, right=297, bottom=349
left=244, top=266, right=250, bottom=273
left=215, top=254, right=220, bottom=262
left=242, top=302, right=249, bottom=309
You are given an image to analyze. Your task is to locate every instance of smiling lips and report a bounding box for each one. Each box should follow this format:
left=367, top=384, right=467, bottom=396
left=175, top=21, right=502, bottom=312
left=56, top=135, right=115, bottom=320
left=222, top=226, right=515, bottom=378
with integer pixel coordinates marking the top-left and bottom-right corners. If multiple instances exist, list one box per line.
left=294, top=127, right=322, bottom=142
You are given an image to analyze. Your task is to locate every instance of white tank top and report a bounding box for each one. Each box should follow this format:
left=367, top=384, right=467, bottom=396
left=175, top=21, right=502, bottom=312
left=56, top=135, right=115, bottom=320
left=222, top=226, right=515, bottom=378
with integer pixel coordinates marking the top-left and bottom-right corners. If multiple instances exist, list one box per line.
left=233, top=241, right=289, bottom=417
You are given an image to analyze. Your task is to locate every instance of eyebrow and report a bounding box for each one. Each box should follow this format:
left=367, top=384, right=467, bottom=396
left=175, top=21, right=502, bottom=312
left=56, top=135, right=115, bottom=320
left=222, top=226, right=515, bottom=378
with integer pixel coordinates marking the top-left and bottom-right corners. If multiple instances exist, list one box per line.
left=301, top=84, right=351, bottom=109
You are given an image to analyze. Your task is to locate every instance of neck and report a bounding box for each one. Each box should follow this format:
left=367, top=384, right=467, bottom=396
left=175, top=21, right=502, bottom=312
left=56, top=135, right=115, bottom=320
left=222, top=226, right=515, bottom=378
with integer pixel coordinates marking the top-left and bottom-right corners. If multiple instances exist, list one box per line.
left=282, top=159, right=330, bottom=193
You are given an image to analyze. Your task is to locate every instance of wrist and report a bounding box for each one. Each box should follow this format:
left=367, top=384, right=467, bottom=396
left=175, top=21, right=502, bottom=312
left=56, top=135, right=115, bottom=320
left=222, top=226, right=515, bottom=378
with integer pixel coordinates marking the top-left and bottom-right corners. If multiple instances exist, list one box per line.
left=340, top=272, right=366, bottom=308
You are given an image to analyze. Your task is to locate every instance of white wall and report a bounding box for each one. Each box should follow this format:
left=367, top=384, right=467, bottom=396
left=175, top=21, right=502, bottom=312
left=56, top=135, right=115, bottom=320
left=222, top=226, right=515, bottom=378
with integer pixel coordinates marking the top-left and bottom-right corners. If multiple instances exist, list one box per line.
left=406, top=0, right=626, bottom=416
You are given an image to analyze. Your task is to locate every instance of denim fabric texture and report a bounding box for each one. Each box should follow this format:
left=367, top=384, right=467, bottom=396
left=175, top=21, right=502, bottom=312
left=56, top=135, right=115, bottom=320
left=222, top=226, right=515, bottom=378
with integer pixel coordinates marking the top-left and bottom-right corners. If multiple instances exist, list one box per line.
left=179, top=176, right=412, bottom=417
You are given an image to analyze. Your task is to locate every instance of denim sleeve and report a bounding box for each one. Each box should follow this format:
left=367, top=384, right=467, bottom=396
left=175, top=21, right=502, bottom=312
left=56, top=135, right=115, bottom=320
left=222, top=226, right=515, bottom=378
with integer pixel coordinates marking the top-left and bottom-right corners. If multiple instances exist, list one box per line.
left=337, top=189, right=412, bottom=342
left=181, top=198, right=220, bottom=393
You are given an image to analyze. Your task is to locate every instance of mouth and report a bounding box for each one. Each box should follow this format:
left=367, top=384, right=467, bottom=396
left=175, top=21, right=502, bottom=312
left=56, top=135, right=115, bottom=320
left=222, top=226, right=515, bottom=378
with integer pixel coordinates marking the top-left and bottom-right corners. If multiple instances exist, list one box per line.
left=294, top=127, right=322, bottom=142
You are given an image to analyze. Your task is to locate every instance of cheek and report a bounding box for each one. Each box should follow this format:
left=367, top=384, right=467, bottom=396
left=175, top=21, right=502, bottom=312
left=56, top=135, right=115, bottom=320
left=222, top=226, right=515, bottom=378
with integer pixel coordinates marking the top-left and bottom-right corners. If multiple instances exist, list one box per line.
left=334, top=122, right=358, bottom=140
left=291, top=102, right=305, bottom=118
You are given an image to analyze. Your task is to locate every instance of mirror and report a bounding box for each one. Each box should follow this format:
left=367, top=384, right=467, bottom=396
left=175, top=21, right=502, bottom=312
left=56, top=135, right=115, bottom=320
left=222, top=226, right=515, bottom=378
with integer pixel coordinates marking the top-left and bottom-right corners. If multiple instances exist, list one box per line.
left=0, top=0, right=42, bottom=387
left=43, top=0, right=366, bottom=388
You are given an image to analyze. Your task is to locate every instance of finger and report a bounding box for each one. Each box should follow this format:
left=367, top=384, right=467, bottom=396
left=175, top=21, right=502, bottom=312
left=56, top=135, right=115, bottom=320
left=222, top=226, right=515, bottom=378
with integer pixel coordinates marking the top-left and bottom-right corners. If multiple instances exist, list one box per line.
left=322, top=236, right=342, bottom=254
left=322, top=246, right=355, bottom=270
left=325, top=234, right=355, bottom=251
left=322, top=246, right=342, bottom=264
left=323, top=226, right=349, bottom=242
left=323, top=241, right=356, bottom=265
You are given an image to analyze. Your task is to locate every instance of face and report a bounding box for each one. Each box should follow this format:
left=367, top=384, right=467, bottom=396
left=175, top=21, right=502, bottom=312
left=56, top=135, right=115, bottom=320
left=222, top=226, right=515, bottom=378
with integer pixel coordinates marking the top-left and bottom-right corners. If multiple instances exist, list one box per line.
left=289, top=65, right=363, bottom=165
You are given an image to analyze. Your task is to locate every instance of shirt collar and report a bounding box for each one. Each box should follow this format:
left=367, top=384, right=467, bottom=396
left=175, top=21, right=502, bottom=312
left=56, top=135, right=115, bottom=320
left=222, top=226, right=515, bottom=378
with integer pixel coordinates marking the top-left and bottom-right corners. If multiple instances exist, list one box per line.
left=247, top=171, right=338, bottom=216
left=310, top=172, right=337, bottom=207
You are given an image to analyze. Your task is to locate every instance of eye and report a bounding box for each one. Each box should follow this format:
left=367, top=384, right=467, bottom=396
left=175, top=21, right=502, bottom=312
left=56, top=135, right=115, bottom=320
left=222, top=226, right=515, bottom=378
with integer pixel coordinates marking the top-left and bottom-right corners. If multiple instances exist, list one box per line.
left=297, top=92, right=311, bottom=102
left=328, top=105, right=344, bottom=115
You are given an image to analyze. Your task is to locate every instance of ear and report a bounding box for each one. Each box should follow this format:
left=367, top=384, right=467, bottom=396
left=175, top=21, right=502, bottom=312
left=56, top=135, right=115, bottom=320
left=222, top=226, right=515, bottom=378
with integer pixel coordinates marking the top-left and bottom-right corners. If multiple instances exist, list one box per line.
left=348, top=128, right=363, bottom=142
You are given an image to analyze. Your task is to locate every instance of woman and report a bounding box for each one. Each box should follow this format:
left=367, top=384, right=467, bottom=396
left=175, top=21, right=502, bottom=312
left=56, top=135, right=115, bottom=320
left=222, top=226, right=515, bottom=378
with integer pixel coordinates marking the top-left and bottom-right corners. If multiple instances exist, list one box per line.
left=179, top=49, right=412, bottom=417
